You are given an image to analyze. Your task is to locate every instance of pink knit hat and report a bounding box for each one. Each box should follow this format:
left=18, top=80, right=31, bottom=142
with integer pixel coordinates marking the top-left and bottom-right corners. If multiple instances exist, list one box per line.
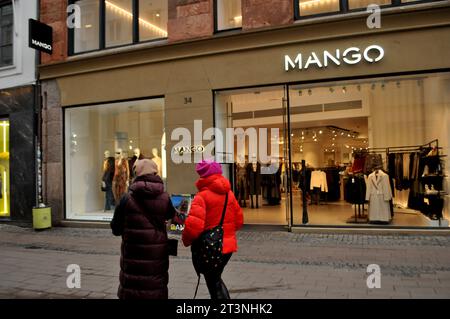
left=195, top=159, right=222, bottom=178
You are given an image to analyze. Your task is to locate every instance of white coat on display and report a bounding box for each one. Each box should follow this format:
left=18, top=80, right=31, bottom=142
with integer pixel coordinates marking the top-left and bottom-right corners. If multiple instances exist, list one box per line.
left=365, top=170, right=393, bottom=222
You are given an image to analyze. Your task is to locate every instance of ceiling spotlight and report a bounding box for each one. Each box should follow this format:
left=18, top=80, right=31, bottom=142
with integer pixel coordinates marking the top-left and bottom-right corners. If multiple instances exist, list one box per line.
left=302, top=131, right=304, bottom=135
left=347, top=134, right=351, bottom=137
left=332, top=143, right=335, bottom=146
left=341, top=132, right=344, bottom=136
left=329, top=87, right=335, bottom=93
left=332, top=137, right=335, bottom=141
left=291, top=133, right=294, bottom=137
left=342, top=87, right=347, bottom=94
left=319, top=130, right=323, bottom=134
left=302, top=136, right=305, bottom=140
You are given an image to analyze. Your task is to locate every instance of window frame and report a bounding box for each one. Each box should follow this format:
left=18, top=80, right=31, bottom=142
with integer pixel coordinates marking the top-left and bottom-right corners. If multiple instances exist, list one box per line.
left=0, top=0, right=14, bottom=68
left=68, top=0, right=168, bottom=56
left=214, top=0, right=243, bottom=33
left=294, top=0, right=443, bottom=20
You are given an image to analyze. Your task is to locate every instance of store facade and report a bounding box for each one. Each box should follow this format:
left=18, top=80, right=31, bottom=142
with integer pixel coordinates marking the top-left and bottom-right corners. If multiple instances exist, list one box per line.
left=39, top=6, right=450, bottom=229
left=0, top=0, right=38, bottom=224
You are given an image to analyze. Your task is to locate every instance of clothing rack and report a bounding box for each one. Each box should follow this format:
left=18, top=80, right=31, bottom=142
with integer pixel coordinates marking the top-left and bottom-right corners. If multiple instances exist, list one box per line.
left=380, top=139, right=439, bottom=156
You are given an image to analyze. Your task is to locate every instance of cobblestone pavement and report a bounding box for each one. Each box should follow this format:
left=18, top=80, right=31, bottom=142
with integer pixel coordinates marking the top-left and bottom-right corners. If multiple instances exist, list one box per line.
left=0, top=224, right=450, bottom=299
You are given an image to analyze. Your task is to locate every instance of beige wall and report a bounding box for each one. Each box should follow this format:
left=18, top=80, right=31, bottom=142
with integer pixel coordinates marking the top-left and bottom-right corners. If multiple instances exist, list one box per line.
left=40, top=8, right=450, bottom=222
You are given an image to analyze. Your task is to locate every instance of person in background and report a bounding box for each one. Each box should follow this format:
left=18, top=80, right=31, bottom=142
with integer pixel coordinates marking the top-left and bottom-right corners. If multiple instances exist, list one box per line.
left=182, top=159, right=244, bottom=299
left=111, top=159, right=176, bottom=299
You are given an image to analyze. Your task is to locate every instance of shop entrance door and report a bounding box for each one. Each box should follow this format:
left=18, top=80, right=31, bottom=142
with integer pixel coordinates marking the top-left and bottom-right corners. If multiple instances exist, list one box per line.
left=0, top=119, right=10, bottom=217
left=215, top=85, right=292, bottom=226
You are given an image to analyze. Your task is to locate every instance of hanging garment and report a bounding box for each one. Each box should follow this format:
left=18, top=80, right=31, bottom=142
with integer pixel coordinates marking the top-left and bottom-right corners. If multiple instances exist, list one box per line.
left=310, top=170, right=328, bottom=193
left=298, top=168, right=312, bottom=193
left=113, top=159, right=129, bottom=205
left=394, top=153, right=404, bottom=191
left=402, top=153, right=410, bottom=182
left=344, top=174, right=366, bottom=205
left=246, top=163, right=262, bottom=195
left=102, top=157, right=116, bottom=210
left=325, top=168, right=340, bottom=201
left=236, top=164, right=248, bottom=203
left=366, top=170, right=393, bottom=223
left=409, top=152, right=420, bottom=180
left=352, top=154, right=366, bottom=174
left=388, top=153, right=396, bottom=181
left=261, top=166, right=281, bottom=205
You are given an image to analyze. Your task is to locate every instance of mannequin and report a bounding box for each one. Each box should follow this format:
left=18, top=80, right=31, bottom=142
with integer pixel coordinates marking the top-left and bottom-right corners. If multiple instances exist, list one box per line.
left=151, top=147, right=162, bottom=177
left=113, top=148, right=130, bottom=205
left=102, top=150, right=116, bottom=211
left=236, top=156, right=248, bottom=207
left=247, top=161, right=262, bottom=209
left=129, top=148, right=144, bottom=179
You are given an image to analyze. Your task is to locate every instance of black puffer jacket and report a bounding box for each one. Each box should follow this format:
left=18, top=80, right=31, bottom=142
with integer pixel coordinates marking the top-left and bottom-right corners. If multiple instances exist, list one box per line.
left=111, top=174, right=176, bottom=299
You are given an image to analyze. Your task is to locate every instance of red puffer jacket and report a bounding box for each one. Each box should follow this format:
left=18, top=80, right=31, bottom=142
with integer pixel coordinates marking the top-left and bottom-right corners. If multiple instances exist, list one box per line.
left=182, top=174, right=244, bottom=254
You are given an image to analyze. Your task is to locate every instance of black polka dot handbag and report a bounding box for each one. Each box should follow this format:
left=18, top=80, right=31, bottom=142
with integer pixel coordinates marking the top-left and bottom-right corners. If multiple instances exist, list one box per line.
left=191, top=192, right=229, bottom=295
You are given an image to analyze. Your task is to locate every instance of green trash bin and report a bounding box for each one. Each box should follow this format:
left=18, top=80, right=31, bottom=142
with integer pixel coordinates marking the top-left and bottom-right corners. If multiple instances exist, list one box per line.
left=32, top=206, right=52, bottom=230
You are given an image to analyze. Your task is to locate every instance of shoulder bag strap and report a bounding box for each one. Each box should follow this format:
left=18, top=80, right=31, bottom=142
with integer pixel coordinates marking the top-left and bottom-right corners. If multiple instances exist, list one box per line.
left=218, top=192, right=229, bottom=227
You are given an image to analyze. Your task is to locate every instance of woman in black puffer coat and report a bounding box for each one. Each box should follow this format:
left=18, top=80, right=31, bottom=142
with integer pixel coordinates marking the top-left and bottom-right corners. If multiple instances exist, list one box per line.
left=111, top=159, right=176, bottom=299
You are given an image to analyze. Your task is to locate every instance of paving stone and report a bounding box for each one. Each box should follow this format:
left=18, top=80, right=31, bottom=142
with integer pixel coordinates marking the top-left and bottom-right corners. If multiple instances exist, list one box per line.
left=1, top=225, right=450, bottom=299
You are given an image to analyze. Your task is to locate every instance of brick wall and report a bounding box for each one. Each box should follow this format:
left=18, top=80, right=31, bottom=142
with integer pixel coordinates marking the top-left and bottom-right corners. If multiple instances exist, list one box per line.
left=168, top=0, right=214, bottom=42
left=242, top=0, right=294, bottom=30
left=40, top=0, right=68, bottom=64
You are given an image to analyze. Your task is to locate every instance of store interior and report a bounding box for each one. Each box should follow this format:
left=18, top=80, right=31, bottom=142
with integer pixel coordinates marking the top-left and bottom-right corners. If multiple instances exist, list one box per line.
left=216, top=73, right=449, bottom=227
left=65, top=98, right=165, bottom=220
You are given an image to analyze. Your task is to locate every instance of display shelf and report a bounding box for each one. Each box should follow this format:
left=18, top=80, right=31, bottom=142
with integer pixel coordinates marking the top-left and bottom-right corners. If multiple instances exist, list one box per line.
left=422, top=192, right=449, bottom=197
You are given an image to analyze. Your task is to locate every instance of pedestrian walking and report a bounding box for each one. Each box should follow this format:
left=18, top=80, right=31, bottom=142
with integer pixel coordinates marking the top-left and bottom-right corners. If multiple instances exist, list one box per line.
left=110, top=159, right=176, bottom=299
left=182, top=159, right=244, bottom=299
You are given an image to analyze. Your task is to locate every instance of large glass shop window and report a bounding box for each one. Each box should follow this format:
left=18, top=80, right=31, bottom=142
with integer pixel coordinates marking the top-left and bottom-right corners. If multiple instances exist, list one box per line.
left=65, top=98, right=166, bottom=221
left=289, top=73, right=450, bottom=228
left=0, top=119, right=10, bottom=217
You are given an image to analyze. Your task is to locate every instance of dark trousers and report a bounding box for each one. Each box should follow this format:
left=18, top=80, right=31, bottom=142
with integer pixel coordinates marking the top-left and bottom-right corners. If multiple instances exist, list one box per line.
left=203, top=253, right=232, bottom=300
left=104, top=187, right=115, bottom=211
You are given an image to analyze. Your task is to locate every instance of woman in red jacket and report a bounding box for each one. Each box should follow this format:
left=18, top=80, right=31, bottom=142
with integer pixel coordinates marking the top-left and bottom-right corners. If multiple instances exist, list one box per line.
left=182, top=159, right=244, bottom=299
